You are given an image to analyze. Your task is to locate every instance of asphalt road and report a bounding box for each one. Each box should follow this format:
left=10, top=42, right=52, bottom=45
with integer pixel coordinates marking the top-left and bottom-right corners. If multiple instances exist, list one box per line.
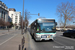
left=27, top=31, right=75, bottom=50
left=0, top=30, right=20, bottom=46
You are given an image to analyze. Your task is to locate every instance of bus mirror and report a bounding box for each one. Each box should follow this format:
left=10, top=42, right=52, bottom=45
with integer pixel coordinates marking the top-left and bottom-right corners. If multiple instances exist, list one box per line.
left=56, top=22, right=57, bottom=25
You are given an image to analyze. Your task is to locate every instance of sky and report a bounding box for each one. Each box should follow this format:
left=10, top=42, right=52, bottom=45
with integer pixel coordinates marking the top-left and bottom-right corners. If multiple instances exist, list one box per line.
left=1, top=0, right=75, bottom=25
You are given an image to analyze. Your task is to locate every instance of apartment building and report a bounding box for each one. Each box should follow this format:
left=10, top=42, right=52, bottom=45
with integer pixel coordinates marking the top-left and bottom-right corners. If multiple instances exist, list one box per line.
left=8, top=8, right=21, bottom=29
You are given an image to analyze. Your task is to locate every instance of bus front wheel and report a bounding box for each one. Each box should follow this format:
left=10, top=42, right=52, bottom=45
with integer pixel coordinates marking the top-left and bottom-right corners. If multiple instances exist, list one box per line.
left=49, top=39, right=54, bottom=42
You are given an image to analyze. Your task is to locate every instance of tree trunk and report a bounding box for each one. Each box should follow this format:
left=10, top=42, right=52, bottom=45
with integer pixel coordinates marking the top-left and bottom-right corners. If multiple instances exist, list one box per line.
left=6, top=26, right=7, bottom=29
left=64, top=19, right=66, bottom=30
left=8, top=27, right=9, bottom=32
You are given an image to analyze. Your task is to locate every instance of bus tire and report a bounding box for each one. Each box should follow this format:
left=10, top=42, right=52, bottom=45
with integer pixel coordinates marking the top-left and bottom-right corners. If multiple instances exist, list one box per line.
left=49, top=39, right=54, bottom=42
left=34, top=38, right=38, bottom=42
left=32, top=34, right=34, bottom=39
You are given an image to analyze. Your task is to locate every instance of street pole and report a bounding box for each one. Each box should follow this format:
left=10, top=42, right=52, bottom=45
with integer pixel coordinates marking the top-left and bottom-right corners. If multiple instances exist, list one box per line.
left=60, top=23, right=61, bottom=32
left=21, top=0, right=24, bottom=35
left=24, top=12, right=27, bottom=33
left=73, top=22, right=75, bottom=30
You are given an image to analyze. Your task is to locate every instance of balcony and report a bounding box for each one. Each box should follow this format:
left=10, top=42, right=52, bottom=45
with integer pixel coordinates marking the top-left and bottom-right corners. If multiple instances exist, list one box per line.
left=0, top=2, right=8, bottom=11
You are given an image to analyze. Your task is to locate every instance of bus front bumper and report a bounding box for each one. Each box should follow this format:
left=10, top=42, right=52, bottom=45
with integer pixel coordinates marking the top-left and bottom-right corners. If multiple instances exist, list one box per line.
left=35, top=37, right=55, bottom=41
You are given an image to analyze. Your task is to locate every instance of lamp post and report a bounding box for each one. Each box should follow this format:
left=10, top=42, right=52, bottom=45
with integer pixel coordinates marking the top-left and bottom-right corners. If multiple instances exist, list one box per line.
left=25, top=12, right=40, bottom=16
left=21, top=0, right=24, bottom=35
left=60, top=23, right=61, bottom=32
left=21, top=0, right=25, bottom=50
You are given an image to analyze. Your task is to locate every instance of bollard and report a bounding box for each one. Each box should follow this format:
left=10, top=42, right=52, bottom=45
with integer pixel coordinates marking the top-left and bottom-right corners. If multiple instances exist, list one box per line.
left=19, top=44, right=21, bottom=50
left=22, top=44, right=24, bottom=50
left=24, top=48, right=26, bottom=50
left=22, top=36, right=25, bottom=50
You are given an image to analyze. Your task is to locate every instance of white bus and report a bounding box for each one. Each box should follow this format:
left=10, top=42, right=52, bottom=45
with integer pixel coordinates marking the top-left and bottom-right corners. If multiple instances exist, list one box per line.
left=30, top=18, right=57, bottom=41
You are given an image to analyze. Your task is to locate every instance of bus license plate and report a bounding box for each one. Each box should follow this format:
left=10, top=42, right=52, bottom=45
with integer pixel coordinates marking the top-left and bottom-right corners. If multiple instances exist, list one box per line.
left=47, top=35, right=50, bottom=38
left=41, top=35, right=47, bottom=38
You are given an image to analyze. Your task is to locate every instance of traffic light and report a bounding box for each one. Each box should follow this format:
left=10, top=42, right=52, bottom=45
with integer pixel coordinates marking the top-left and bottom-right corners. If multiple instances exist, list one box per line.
left=38, top=13, right=40, bottom=16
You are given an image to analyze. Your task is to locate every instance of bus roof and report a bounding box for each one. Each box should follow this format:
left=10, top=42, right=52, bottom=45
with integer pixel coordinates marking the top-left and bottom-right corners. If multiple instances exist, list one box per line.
left=30, top=18, right=55, bottom=26
left=37, top=18, right=55, bottom=20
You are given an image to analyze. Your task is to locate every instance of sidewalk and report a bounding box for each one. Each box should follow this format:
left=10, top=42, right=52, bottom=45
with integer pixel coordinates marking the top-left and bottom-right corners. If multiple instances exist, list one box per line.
left=24, top=31, right=30, bottom=50
left=0, top=34, right=22, bottom=50
left=0, top=30, right=30, bottom=50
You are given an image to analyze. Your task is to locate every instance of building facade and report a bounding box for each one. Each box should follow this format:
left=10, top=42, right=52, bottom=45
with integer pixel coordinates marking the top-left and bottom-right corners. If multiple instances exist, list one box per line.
left=8, top=8, right=21, bottom=29
left=0, top=1, right=8, bottom=22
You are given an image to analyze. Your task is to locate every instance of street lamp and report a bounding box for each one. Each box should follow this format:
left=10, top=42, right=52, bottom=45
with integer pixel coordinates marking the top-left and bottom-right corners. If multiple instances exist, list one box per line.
left=38, top=13, right=40, bottom=16
left=21, top=0, right=24, bottom=35
left=28, top=13, right=40, bottom=16
left=60, top=23, right=61, bottom=32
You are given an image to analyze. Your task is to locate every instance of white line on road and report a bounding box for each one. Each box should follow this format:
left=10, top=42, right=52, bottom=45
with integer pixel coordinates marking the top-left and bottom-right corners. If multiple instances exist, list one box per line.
left=54, top=41, right=66, bottom=46
left=0, top=34, right=17, bottom=46
left=0, top=34, right=5, bottom=36
left=0, top=33, right=9, bottom=36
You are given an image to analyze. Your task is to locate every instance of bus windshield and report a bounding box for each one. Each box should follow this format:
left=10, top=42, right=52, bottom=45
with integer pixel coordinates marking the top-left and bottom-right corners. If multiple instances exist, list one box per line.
left=37, top=22, right=55, bottom=32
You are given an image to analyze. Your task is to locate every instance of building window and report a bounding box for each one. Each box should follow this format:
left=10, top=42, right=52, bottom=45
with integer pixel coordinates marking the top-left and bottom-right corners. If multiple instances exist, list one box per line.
left=4, top=12, right=5, bottom=19
left=12, top=14, right=13, bottom=16
left=15, top=16, right=17, bottom=19
left=1, top=11, right=3, bottom=18
left=15, top=16, right=17, bottom=17
left=11, top=14, right=13, bottom=18
left=15, top=19, right=17, bottom=21
left=15, top=17, right=17, bottom=19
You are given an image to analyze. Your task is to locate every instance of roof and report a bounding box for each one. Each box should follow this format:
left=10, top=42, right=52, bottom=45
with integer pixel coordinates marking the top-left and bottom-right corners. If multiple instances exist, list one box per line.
left=8, top=8, right=16, bottom=11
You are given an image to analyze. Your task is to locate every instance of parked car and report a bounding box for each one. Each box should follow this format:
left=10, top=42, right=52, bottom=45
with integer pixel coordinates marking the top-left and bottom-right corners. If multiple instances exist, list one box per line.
left=63, top=30, right=75, bottom=38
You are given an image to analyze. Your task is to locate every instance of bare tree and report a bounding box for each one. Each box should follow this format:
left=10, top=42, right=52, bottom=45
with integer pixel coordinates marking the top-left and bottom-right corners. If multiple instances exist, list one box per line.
left=20, top=20, right=26, bottom=28
left=0, top=18, right=6, bottom=28
left=57, top=2, right=75, bottom=29
left=0, top=18, right=4, bottom=26
left=25, top=10, right=30, bottom=29
left=5, top=22, right=11, bottom=32
left=0, top=18, right=11, bottom=31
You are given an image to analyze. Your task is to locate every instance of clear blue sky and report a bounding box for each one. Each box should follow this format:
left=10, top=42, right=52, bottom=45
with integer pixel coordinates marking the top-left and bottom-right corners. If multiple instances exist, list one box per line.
left=2, top=0, right=75, bottom=25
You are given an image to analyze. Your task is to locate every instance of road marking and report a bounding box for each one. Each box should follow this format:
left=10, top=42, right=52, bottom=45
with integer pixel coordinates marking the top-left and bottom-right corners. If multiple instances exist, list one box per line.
left=0, top=34, right=17, bottom=45
left=58, top=36, right=75, bottom=41
left=0, top=34, right=5, bottom=36
left=54, top=41, right=66, bottom=46
left=0, top=30, right=18, bottom=37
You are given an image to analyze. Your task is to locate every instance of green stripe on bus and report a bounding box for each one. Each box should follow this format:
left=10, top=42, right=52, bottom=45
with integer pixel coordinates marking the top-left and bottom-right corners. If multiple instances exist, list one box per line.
left=36, top=33, right=56, bottom=34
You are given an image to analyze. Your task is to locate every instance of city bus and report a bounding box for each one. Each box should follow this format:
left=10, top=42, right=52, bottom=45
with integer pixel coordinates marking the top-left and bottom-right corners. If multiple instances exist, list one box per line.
left=30, top=18, right=57, bottom=41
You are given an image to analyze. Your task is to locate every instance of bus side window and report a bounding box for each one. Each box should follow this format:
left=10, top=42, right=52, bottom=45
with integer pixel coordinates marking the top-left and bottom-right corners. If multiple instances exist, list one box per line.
left=34, top=25, right=37, bottom=30
left=31, top=26, right=34, bottom=29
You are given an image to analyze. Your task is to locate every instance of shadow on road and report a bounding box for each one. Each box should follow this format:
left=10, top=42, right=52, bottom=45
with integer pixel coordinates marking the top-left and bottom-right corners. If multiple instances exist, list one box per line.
left=60, top=35, right=75, bottom=39
left=35, top=40, right=54, bottom=42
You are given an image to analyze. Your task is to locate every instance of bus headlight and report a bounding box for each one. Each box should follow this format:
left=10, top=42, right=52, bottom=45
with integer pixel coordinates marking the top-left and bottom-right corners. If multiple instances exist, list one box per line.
left=53, top=34, right=56, bottom=37
left=36, top=34, right=40, bottom=37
